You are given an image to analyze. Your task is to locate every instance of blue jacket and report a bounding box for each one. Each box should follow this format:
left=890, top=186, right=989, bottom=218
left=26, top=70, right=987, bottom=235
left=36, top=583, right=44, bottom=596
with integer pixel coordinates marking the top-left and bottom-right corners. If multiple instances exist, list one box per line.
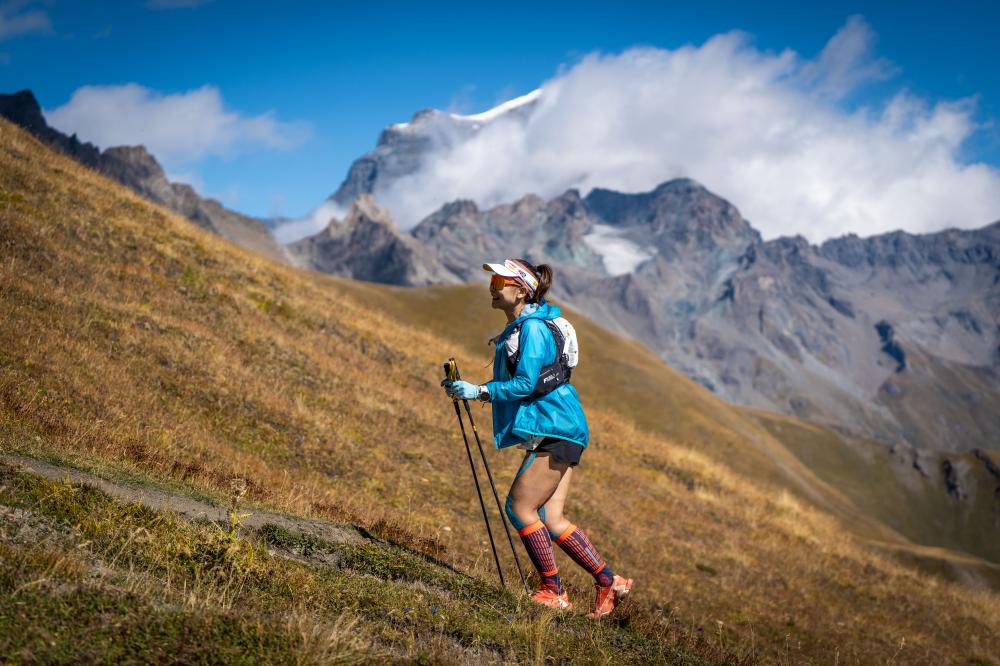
left=485, top=301, right=589, bottom=449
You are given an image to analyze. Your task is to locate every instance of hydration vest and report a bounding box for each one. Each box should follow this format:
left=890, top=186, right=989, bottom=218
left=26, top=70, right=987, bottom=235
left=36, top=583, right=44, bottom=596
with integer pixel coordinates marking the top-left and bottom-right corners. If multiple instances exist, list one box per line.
left=504, top=318, right=578, bottom=399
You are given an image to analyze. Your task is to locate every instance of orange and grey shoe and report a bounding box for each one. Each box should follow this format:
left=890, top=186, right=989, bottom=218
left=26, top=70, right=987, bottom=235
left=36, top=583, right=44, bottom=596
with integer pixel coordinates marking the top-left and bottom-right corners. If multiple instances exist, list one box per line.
left=530, top=586, right=572, bottom=610
left=586, top=574, right=633, bottom=619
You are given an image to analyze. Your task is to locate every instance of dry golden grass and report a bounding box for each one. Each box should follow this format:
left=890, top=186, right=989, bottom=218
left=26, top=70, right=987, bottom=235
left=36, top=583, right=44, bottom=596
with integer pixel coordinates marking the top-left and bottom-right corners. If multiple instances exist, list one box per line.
left=2, top=117, right=999, bottom=664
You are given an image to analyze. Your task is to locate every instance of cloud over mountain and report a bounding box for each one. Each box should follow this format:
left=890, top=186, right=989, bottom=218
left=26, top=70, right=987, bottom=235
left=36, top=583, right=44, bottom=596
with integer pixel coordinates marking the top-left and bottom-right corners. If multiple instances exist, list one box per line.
left=372, top=16, right=1000, bottom=242
left=44, top=83, right=310, bottom=173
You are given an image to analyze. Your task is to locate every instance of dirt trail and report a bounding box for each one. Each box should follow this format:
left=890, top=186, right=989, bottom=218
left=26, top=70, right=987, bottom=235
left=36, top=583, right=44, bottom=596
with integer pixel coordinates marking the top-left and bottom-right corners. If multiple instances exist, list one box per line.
left=0, top=453, right=366, bottom=547
left=0, top=453, right=511, bottom=663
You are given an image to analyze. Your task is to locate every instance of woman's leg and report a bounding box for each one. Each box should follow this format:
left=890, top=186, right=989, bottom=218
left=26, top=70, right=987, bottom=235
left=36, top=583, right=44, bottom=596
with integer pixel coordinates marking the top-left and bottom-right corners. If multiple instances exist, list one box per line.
left=508, top=451, right=632, bottom=617
left=507, top=452, right=568, bottom=593
left=539, top=465, right=617, bottom=588
left=537, top=465, right=573, bottom=537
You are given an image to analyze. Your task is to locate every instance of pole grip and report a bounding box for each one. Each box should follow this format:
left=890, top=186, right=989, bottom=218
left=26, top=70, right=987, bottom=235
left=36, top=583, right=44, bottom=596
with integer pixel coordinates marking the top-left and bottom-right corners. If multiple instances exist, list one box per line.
left=443, top=357, right=462, bottom=382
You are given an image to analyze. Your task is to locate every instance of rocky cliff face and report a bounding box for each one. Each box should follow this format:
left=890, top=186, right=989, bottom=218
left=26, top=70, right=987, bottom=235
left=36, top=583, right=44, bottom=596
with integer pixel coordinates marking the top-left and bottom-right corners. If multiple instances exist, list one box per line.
left=0, top=89, right=103, bottom=169
left=0, top=90, right=288, bottom=263
left=411, top=189, right=605, bottom=280
left=575, top=191, right=999, bottom=455
left=287, top=194, right=458, bottom=287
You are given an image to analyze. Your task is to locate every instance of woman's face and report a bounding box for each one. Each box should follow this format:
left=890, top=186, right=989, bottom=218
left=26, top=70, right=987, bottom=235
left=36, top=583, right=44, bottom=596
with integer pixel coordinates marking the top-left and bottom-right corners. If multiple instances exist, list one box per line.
left=489, top=276, right=526, bottom=312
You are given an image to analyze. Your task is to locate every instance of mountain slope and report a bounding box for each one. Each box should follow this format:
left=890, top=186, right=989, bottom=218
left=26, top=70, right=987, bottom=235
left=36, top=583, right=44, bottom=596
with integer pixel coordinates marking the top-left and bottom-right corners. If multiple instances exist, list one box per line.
left=0, top=89, right=288, bottom=263
left=2, top=116, right=999, bottom=664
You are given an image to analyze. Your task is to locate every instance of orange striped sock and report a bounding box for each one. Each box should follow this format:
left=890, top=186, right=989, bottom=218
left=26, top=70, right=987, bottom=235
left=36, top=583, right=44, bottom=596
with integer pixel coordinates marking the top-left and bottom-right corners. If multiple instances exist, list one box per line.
left=518, top=520, right=561, bottom=592
left=556, top=525, right=615, bottom=586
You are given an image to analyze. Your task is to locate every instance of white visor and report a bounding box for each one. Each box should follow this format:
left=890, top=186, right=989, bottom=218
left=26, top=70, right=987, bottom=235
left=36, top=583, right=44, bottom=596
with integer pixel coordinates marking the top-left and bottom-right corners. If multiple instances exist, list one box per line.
left=482, top=259, right=539, bottom=295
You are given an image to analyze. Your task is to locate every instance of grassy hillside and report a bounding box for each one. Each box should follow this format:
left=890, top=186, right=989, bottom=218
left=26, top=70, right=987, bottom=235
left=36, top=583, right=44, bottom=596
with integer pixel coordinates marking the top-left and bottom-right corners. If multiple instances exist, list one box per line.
left=2, top=117, right=999, bottom=664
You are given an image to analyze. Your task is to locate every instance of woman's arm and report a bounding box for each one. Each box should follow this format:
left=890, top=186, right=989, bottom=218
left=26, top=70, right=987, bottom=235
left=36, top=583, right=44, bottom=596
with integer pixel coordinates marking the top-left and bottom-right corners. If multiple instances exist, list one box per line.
left=485, top=319, right=549, bottom=402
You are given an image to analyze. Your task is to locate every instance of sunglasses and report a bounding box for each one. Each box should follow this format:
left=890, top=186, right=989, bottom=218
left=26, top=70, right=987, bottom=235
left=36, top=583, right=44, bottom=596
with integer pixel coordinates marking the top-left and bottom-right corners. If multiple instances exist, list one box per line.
left=490, top=274, right=519, bottom=290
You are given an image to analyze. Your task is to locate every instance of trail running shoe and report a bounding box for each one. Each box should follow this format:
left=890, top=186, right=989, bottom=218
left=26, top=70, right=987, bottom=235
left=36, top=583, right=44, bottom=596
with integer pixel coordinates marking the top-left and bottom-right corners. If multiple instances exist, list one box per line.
left=530, top=587, right=572, bottom=610
left=586, top=574, right=633, bottom=619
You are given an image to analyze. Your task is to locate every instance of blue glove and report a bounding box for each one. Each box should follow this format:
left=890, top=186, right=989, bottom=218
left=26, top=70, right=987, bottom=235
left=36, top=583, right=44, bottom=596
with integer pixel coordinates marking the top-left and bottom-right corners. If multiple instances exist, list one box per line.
left=441, top=379, right=481, bottom=400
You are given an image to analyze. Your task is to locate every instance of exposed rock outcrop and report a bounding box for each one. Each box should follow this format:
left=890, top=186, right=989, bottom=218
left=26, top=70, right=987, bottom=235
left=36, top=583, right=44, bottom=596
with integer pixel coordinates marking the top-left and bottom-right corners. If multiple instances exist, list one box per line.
left=288, top=195, right=458, bottom=286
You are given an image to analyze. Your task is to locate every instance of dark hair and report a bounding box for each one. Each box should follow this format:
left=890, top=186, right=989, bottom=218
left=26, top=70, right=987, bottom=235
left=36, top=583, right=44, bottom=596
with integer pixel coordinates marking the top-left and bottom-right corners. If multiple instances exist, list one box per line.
left=517, top=258, right=552, bottom=304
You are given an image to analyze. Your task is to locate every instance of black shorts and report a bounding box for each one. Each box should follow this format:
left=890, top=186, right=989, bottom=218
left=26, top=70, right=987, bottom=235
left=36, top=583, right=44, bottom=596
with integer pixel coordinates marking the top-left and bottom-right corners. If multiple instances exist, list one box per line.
left=534, top=437, right=584, bottom=466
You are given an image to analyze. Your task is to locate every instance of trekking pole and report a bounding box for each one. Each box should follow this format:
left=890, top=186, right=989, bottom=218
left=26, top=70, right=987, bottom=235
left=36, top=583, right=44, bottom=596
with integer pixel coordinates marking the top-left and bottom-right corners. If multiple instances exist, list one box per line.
left=443, top=359, right=506, bottom=589
left=447, top=358, right=531, bottom=595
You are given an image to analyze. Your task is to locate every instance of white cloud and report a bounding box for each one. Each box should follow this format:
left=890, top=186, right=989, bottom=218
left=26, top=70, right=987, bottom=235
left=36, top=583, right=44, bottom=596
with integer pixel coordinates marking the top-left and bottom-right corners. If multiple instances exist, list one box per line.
left=790, top=14, right=898, bottom=100
left=372, top=16, right=1000, bottom=243
left=0, top=1, right=51, bottom=41
left=273, top=200, right=345, bottom=244
left=44, top=84, right=310, bottom=173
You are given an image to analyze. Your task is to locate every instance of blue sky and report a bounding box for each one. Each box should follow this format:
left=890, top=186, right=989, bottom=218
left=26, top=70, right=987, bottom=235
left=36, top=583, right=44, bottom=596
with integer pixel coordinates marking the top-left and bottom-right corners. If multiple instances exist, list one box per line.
left=1, top=0, right=998, bottom=238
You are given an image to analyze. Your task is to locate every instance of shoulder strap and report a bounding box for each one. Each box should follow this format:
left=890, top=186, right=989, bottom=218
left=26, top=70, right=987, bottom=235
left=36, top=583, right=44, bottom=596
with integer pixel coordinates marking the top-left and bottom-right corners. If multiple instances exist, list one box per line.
left=544, top=319, right=566, bottom=355
left=507, top=319, right=564, bottom=374
left=504, top=323, right=522, bottom=375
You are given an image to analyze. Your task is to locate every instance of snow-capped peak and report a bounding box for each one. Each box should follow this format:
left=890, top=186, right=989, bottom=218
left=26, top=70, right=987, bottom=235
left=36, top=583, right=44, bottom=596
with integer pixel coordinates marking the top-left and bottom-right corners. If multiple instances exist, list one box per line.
left=388, top=89, right=542, bottom=131
left=449, top=88, right=542, bottom=123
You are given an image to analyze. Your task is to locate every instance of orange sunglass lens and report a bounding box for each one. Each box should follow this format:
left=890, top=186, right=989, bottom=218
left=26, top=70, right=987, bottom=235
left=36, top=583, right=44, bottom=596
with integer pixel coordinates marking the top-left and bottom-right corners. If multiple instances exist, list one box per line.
left=490, top=275, right=509, bottom=290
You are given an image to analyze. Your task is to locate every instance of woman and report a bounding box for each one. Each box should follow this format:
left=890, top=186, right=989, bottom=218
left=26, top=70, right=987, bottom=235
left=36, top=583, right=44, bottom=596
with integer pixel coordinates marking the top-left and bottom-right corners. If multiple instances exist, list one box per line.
left=442, top=258, right=632, bottom=618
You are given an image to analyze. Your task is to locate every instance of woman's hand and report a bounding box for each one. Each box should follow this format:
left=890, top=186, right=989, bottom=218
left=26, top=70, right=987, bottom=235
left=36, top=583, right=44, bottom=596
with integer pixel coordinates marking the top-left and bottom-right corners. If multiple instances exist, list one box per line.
left=441, top=379, right=481, bottom=400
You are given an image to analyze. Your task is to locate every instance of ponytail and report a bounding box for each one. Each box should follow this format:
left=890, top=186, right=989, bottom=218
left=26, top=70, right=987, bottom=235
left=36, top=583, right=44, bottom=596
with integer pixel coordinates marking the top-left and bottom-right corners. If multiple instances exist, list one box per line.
left=518, top=258, right=552, bottom=304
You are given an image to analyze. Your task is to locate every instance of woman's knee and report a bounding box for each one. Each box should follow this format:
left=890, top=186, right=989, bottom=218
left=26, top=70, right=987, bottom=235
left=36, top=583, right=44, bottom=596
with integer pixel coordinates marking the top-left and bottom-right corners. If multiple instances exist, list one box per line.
left=504, top=495, right=521, bottom=528
left=505, top=496, right=537, bottom=530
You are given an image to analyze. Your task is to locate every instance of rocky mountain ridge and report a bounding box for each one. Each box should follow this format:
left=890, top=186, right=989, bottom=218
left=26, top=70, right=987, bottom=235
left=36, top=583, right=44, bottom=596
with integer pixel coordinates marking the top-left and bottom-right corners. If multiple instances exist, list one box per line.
left=287, top=194, right=458, bottom=286
left=0, top=89, right=288, bottom=263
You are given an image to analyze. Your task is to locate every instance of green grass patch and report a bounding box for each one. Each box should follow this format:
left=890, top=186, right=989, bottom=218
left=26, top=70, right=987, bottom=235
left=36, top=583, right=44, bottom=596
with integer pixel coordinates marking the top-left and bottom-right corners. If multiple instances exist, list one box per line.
left=0, top=579, right=305, bottom=665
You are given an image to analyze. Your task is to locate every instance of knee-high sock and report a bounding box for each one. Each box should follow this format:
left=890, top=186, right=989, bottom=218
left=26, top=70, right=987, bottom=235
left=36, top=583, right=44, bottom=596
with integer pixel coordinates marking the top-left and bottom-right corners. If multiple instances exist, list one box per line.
left=555, top=524, right=615, bottom=586
left=518, top=520, right=562, bottom=592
